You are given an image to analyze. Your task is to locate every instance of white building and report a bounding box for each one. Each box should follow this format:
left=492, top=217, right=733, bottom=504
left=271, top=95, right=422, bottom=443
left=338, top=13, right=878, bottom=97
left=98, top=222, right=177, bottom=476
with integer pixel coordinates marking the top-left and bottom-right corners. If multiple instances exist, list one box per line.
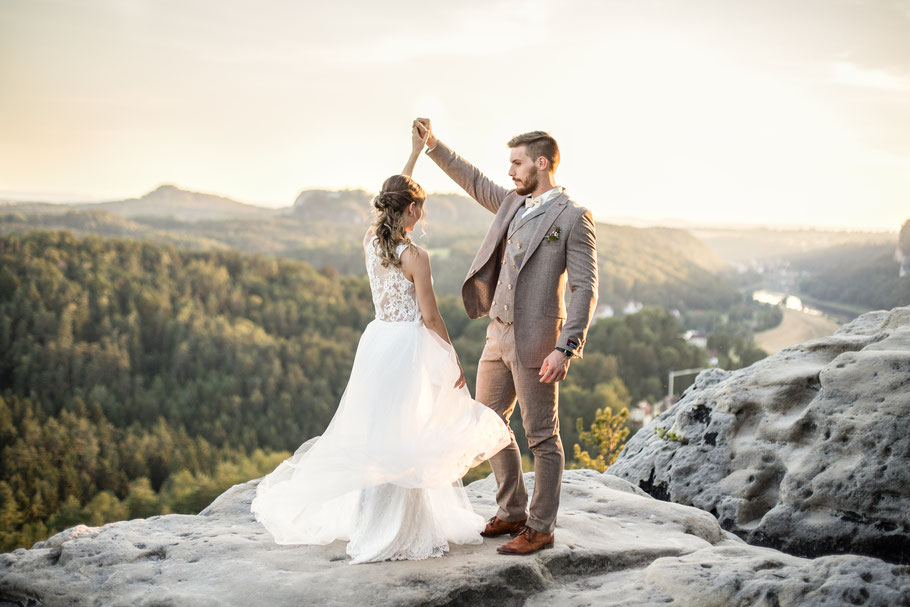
left=683, top=330, right=708, bottom=349
left=593, top=304, right=614, bottom=320
left=623, top=300, right=644, bottom=315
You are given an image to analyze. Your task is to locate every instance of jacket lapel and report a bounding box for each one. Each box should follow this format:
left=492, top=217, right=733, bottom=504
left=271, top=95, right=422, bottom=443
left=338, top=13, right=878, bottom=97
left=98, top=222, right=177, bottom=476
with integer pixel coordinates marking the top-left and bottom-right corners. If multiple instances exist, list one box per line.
left=509, top=200, right=547, bottom=237
left=500, top=197, right=526, bottom=242
left=469, top=196, right=526, bottom=277
left=519, top=191, right=570, bottom=268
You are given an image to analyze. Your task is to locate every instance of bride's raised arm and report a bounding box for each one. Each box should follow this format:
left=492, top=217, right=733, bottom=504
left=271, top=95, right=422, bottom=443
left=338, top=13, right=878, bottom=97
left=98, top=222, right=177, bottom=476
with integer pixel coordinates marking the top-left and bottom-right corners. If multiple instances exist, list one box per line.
left=402, top=123, right=429, bottom=178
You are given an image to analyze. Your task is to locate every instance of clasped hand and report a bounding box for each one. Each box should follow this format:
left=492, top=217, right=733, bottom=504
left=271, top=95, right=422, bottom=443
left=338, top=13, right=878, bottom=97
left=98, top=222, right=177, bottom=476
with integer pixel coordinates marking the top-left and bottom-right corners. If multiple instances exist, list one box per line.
left=412, top=118, right=437, bottom=152
left=411, top=121, right=429, bottom=154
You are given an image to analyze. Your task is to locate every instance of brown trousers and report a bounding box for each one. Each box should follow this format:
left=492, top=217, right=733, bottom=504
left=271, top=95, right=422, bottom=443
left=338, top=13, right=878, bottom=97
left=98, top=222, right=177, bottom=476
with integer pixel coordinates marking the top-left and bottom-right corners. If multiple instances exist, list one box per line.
left=476, top=319, right=563, bottom=534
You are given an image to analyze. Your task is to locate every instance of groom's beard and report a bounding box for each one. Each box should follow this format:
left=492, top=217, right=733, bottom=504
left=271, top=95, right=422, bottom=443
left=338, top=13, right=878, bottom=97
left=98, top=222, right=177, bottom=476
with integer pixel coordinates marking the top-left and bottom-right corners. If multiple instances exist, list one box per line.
left=514, top=172, right=538, bottom=196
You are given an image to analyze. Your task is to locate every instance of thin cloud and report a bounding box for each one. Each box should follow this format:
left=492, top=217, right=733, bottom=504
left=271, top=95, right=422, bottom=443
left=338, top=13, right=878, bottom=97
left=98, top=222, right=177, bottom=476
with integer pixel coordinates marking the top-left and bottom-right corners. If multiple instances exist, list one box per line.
left=831, top=61, right=910, bottom=90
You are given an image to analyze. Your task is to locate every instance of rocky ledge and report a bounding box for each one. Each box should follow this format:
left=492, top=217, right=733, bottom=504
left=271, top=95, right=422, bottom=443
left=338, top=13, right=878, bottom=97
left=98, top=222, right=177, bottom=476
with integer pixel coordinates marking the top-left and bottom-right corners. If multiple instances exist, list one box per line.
left=609, top=306, right=910, bottom=564
left=1, top=470, right=908, bottom=606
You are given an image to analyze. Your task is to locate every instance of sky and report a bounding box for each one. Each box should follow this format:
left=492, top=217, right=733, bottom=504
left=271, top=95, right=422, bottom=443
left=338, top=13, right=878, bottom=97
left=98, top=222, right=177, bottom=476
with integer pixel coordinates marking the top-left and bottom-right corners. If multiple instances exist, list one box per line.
left=1, top=0, right=909, bottom=230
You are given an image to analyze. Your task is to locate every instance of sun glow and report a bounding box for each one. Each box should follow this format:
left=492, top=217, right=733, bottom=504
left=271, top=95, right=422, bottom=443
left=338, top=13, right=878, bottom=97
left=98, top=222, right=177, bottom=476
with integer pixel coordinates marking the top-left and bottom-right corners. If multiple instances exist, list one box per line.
left=1, top=1, right=907, bottom=230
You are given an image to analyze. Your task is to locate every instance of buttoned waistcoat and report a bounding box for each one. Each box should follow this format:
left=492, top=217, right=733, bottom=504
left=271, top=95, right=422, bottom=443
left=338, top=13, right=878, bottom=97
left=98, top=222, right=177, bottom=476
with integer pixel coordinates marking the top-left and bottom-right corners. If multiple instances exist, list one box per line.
left=489, top=200, right=553, bottom=324
left=426, top=141, right=599, bottom=368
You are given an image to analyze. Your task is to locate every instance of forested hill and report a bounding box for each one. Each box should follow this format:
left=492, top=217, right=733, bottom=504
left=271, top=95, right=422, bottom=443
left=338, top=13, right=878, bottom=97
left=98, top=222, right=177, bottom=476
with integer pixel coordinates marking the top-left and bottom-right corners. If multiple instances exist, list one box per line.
left=595, top=223, right=732, bottom=310
left=0, top=230, right=719, bottom=553
left=0, top=231, right=374, bottom=550
left=1, top=185, right=737, bottom=310
left=0, top=231, right=374, bottom=451
left=789, top=241, right=910, bottom=311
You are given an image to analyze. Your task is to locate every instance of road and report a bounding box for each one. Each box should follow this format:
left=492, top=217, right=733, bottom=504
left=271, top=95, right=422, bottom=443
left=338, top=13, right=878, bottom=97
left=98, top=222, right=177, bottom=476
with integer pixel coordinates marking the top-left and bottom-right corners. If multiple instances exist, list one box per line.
left=754, top=307, right=841, bottom=355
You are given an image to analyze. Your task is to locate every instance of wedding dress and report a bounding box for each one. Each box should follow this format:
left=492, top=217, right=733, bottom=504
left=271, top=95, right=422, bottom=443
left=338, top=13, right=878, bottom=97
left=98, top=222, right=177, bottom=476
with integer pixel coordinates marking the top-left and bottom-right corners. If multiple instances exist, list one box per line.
left=250, top=235, right=511, bottom=564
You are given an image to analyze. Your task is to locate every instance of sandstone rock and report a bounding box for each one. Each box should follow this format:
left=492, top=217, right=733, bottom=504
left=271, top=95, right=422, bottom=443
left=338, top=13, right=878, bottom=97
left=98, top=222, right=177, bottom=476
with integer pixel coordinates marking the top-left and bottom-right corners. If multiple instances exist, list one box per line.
left=528, top=546, right=910, bottom=607
left=609, top=306, right=910, bottom=563
left=2, top=470, right=907, bottom=606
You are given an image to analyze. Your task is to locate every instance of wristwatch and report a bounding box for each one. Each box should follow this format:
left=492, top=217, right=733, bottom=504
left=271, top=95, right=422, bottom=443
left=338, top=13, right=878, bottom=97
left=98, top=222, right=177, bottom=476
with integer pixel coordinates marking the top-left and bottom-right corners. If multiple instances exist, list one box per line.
left=555, top=347, right=574, bottom=359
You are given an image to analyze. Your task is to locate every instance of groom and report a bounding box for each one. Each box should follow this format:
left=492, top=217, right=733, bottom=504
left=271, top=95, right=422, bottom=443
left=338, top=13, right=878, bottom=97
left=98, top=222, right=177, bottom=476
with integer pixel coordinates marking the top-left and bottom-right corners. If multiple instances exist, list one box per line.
left=415, top=119, right=598, bottom=555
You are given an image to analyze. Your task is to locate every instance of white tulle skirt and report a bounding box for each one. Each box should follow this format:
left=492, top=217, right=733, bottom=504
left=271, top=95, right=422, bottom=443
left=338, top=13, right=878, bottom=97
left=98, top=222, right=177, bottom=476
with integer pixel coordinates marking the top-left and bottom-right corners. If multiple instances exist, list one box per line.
left=250, top=318, right=511, bottom=564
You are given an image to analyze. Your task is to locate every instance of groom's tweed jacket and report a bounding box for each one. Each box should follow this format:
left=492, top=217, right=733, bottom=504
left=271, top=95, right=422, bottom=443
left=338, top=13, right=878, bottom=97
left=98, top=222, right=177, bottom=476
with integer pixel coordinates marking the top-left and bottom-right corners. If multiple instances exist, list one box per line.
left=427, top=141, right=599, bottom=368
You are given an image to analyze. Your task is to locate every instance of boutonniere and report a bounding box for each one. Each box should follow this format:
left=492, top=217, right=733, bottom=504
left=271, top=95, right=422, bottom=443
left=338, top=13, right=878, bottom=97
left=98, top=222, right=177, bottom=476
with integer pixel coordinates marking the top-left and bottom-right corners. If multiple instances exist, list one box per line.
left=544, top=226, right=561, bottom=242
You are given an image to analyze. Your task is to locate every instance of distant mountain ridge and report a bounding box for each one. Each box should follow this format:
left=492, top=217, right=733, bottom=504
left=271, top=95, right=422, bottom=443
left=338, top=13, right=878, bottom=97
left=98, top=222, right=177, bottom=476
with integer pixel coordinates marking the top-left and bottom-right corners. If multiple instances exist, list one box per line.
left=88, top=184, right=280, bottom=221
left=691, top=226, right=897, bottom=265
left=3, top=185, right=898, bottom=264
left=0, top=190, right=737, bottom=308
left=291, top=188, right=494, bottom=232
left=0, top=184, right=279, bottom=222
left=2, top=184, right=494, bottom=229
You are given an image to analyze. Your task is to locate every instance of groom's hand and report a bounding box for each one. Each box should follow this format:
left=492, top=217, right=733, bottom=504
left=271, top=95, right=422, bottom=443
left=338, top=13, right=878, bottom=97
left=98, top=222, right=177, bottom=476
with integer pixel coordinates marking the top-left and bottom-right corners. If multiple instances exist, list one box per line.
left=414, top=117, right=437, bottom=149
left=539, top=350, right=570, bottom=383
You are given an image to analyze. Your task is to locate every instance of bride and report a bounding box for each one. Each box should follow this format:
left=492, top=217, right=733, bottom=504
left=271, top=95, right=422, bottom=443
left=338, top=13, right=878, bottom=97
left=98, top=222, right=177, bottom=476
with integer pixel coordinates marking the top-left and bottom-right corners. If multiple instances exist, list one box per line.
left=250, top=125, right=511, bottom=564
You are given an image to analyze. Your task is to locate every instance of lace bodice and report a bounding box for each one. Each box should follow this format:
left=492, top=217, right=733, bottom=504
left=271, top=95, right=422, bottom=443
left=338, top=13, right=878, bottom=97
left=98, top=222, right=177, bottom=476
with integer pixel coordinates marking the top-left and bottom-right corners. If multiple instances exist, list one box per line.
left=365, top=236, right=421, bottom=322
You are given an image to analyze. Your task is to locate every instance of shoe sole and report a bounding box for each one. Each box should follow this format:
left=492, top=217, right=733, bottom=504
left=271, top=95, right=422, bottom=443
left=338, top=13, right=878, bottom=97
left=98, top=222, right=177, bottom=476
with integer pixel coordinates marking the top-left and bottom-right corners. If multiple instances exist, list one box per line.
left=480, top=521, right=528, bottom=538
left=480, top=529, right=524, bottom=538
left=496, top=542, right=554, bottom=555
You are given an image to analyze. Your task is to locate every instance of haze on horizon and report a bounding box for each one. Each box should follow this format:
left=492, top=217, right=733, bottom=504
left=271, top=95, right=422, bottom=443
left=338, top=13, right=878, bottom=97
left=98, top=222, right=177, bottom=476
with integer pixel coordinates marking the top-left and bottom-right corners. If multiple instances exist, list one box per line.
left=1, top=0, right=909, bottom=231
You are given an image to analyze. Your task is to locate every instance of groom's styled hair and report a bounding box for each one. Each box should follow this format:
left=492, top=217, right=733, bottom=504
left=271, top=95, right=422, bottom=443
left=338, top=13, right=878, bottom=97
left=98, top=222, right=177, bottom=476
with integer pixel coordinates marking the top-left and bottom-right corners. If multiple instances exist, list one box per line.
left=507, top=131, right=559, bottom=173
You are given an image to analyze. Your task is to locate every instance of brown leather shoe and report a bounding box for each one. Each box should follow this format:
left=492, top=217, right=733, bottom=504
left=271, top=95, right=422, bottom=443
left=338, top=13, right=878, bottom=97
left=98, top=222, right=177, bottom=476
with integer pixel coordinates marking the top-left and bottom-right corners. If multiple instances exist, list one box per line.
left=496, top=525, right=555, bottom=555
left=480, top=516, right=527, bottom=538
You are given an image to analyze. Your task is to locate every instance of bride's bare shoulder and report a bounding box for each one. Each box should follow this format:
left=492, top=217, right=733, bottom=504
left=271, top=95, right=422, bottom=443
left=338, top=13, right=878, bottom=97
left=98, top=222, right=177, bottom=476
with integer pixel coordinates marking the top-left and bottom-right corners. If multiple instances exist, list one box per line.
left=400, top=242, right=427, bottom=260
left=399, top=244, right=430, bottom=283
left=362, top=227, right=375, bottom=246
left=399, top=243, right=430, bottom=270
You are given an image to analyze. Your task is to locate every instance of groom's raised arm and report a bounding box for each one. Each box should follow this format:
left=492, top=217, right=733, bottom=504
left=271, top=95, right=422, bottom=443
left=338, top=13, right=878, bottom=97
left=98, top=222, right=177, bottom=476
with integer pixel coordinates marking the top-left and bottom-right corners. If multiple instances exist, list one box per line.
left=426, top=140, right=511, bottom=214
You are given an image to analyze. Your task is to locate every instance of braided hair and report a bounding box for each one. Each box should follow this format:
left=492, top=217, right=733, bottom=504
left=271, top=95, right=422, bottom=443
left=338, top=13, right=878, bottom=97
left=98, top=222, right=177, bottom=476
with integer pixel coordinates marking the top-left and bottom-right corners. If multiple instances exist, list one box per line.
left=371, top=174, right=426, bottom=268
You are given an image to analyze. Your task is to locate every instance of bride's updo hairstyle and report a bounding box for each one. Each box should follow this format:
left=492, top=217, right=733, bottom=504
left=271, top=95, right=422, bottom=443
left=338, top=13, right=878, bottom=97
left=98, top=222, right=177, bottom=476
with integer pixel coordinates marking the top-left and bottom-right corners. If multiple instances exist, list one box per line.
left=371, top=174, right=426, bottom=269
